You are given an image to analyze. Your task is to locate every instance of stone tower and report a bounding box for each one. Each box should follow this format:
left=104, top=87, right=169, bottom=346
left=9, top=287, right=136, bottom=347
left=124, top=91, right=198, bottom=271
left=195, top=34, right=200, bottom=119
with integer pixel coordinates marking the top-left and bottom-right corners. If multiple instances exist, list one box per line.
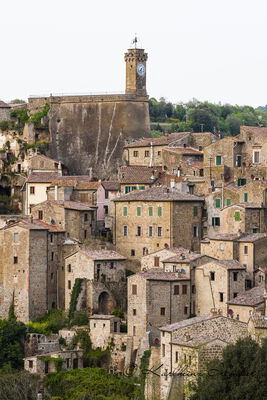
left=125, top=46, right=148, bottom=96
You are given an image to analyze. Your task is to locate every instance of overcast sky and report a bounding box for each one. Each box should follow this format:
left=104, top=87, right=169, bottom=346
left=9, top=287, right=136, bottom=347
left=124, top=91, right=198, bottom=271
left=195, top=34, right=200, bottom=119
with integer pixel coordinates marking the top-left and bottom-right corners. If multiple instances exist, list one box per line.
left=1, top=0, right=267, bottom=107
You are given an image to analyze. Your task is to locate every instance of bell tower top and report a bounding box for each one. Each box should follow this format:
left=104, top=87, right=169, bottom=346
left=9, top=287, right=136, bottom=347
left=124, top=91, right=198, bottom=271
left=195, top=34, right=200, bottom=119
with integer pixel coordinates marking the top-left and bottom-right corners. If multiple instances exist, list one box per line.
left=125, top=37, right=148, bottom=96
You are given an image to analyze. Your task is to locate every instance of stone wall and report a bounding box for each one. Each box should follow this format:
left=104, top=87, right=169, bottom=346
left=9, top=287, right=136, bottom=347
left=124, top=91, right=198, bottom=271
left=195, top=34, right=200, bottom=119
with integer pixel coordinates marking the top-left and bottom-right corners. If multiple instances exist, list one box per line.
left=28, top=94, right=150, bottom=177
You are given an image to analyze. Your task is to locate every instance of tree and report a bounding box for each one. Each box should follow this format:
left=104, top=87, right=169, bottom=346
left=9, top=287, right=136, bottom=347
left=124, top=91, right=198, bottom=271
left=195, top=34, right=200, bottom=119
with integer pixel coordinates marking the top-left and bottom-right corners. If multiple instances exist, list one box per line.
left=187, top=108, right=218, bottom=132
left=9, top=99, right=26, bottom=104
left=0, top=319, right=26, bottom=369
left=190, top=337, right=267, bottom=400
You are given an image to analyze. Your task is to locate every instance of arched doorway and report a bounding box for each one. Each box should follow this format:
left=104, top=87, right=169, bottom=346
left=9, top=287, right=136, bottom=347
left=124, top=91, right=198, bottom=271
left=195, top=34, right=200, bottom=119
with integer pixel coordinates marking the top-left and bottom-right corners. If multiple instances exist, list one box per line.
left=98, top=291, right=114, bottom=314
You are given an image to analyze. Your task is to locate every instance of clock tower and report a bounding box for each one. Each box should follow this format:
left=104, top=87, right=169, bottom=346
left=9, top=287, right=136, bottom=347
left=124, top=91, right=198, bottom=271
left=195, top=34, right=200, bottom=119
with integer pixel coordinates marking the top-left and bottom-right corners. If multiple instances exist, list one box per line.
left=125, top=40, right=148, bottom=96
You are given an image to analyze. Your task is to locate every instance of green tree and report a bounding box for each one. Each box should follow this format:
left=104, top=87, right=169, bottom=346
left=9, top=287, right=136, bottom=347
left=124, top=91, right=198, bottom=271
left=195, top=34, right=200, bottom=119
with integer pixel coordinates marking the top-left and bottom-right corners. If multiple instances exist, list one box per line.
left=190, top=337, right=267, bottom=400
left=188, top=108, right=218, bottom=132
left=0, top=319, right=26, bottom=369
left=9, top=99, right=26, bottom=104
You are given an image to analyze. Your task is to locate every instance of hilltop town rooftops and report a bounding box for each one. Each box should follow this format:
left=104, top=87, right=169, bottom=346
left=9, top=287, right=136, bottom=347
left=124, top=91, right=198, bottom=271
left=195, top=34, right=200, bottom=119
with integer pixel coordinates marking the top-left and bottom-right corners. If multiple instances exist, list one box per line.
left=227, top=286, right=265, bottom=307
left=78, top=249, right=126, bottom=261
left=114, top=186, right=204, bottom=202
left=124, top=132, right=190, bottom=148
left=241, top=125, right=267, bottom=137
left=119, top=166, right=164, bottom=184
left=159, top=247, right=203, bottom=263
left=160, top=313, right=246, bottom=332
left=0, top=100, right=11, bottom=108
left=26, top=172, right=61, bottom=183
left=203, top=233, right=267, bottom=243
left=208, top=259, right=246, bottom=270
left=135, top=271, right=190, bottom=281
left=89, top=314, right=118, bottom=320
left=32, top=200, right=96, bottom=211
left=101, top=181, right=120, bottom=191
left=0, top=219, right=65, bottom=232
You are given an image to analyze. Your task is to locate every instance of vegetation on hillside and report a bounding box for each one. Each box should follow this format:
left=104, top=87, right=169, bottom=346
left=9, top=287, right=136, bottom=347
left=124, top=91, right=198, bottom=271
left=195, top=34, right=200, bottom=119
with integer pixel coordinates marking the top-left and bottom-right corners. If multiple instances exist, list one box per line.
left=150, top=98, right=267, bottom=136
left=190, top=337, right=267, bottom=400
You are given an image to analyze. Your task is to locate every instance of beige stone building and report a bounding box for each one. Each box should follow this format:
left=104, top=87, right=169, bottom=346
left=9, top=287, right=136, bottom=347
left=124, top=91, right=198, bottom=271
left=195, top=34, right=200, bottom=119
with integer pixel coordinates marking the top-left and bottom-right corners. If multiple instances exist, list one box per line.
left=0, top=220, right=65, bottom=322
left=159, top=311, right=248, bottom=400
left=195, top=259, right=246, bottom=316
left=31, top=200, right=97, bottom=242
left=114, top=186, right=204, bottom=269
left=227, top=286, right=265, bottom=322
left=64, top=248, right=126, bottom=313
left=118, top=165, right=165, bottom=194
left=220, top=203, right=267, bottom=234
left=161, top=147, right=203, bottom=178
left=201, top=233, right=267, bottom=288
left=127, top=272, right=191, bottom=350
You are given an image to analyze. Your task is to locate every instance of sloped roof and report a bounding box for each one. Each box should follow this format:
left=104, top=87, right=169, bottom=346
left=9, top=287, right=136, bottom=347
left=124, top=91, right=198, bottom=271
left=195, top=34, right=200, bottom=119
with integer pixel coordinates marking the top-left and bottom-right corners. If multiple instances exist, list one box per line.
left=135, top=272, right=189, bottom=281
left=228, top=286, right=265, bottom=306
left=32, top=200, right=95, bottom=211
left=210, top=259, right=246, bottom=270
left=114, top=186, right=204, bottom=202
left=171, top=335, right=227, bottom=348
left=79, top=249, right=126, bottom=260
left=241, top=126, right=267, bottom=137
left=26, top=172, right=61, bottom=183
left=119, top=166, right=163, bottom=184
left=0, top=100, right=10, bottom=108
left=101, top=181, right=120, bottom=191
left=164, top=147, right=203, bottom=155
left=0, top=219, right=64, bottom=232
left=124, top=132, right=190, bottom=148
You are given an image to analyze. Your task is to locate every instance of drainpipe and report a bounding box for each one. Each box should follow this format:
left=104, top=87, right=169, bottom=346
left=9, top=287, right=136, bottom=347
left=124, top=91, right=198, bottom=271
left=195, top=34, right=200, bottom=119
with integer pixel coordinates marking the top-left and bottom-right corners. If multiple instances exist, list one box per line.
left=149, top=142, right=153, bottom=167
left=55, top=185, right=58, bottom=201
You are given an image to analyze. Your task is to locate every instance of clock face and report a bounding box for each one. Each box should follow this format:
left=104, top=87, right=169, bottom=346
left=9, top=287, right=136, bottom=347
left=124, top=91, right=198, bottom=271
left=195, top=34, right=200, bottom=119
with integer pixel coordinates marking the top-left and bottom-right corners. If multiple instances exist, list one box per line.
left=137, top=63, right=145, bottom=76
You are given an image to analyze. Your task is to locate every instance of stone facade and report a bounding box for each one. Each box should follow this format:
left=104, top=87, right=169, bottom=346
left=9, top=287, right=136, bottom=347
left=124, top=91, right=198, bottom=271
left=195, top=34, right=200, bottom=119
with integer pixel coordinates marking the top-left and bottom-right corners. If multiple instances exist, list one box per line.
left=114, top=187, right=204, bottom=270
left=195, top=260, right=246, bottom=316
left=0, top=101, right=11, bottom=122
left=220, top=204, right=267, bottom=234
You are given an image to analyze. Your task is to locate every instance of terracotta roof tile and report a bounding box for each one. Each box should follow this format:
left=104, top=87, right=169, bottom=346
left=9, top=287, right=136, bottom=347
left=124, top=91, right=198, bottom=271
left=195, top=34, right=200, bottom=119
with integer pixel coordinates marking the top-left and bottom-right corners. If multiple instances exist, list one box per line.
left=101, top=181, right=120, bottom=191
left=0, top=100, right=11, bottom=108
left=33, top=200, right=95, bottom=211
left=136, top=271, right=190, bottom=281
left=27, top=172, right=61, bottom=183
left=228, top=286, right=265, bottom=306
left=212, top=259, right=246, bottom=270
left=124, top=132, right=190, bottom=148
left=115, top=186, right=204, bottom=202
left=241, top=126, right=267, bottom=137
left=80, top=249, right=126, bottom=260
left=119, top=166, right=164, bottom=184
left=164, top=147, right=203, bottom=155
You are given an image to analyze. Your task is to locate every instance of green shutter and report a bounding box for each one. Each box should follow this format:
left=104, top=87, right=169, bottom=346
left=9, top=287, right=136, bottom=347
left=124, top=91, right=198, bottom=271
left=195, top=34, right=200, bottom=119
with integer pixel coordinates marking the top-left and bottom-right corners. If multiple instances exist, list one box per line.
left=148, top=206, right=153, bottom=216
left=158, top=206, right=162, bottom=217
left=193, top=206, right=198, bottom=216
left=234, top=211, right=240, bottom=221
left=123, top=206, right=128, bottom=217
left=137, top=206, right=142, bottom=216
left=132, top=186, right=137, bottom=191
left=215, top=198, right=221, bottom=208
left=244, top=193, right=248, bottom=202
left=216, top=156, right=222, bottom=166
left=139, top=186, right=145, bottom=190
left=226, top=199, right=231, bottom=206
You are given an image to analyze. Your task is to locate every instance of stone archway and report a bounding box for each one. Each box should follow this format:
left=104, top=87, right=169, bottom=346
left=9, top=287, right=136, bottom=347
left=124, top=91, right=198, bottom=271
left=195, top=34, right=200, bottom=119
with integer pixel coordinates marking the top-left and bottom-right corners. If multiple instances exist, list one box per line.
left=98, top=291, right=114, bottom=314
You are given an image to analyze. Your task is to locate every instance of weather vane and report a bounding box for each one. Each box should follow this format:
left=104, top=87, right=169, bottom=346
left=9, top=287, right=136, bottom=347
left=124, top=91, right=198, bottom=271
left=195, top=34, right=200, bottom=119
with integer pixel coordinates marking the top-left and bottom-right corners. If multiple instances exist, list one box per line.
left=130, top=34, right=142, bottom=49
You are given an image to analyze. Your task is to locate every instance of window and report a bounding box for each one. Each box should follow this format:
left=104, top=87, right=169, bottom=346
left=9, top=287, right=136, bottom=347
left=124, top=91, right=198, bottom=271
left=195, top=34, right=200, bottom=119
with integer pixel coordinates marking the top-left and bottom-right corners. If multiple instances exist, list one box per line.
left=158, top=206, right=162, bottom=217
left=236, top=154, right=242, bottom=167
left=51, top=252, right=54, bottom=261
left=216, top=156, right=222, bottom=166
left=157, top=226, right=162, bottom=237
left=104, top=205, right=108, bottom=215
left=175, top=351, right=178, bottom=363
left=215, top=198, right=221, bottom=208
left=148, top=226, right=153, bottom=237
left=68, top=264, right=71, bottom=272
left=212, top=217, right=220, bottom=226
left=110, top=262, right=114, bottom=269
left=84, top=213, right=88, bottom=222
left=145, top=150, right=149, bottom=157
left=143, top=247, right=148, bottom=255
left=148, top=206, right=153, bottom=216
left=123, top=206, right=128, bottom=216
left=189, top=355, right=192, bottom=365
left=184, top=306, right=188, bottom=315
left=133, top=151, right=138, bottom=157
left=192, top=285, right=195, bottom=294
left=137, top=226, right=142, bottom=236
left=233, top=272, right=238, bottom=281
left=13, top=233, right=18, bottom=243
left=234, top=211, right=240, bottom=221
left=84, top=230, right=87, bottom=239
left=219, top=292, right=224, bottom=302
left=174, top=285, right=179, bottom=295
left=253, top=151, right=260, bottom=164
left=193, top=206, right=198, bottom=216
left=38, top=210, right=43, bottom=220
left=162, top=344, right=165, bottom=357
left=28, top=360, right=33, bottom=368
left=154, top=257, right=160, bottom=267
left=123, top=225, right=128, bottom=236
left=200, top=168, right=204, bottom=177
left=219, top=243, right=224, bottom=250
left=160, top=307, right=166, bottom=316
left=132, top=284, right=137, bottom=295
left=125, top=186, right=131, bottom=194
left=226, top=198, right=231, bottom=206
left=158, top=151, right=161, bottom=156
left=13, top=256, right=18, bottom=264
left=133, top=326, right=136, bottom=336
left=139, top=186, right=145, bottom=190
left=210, top=271, right=215, bottom=281
left=137, top=206, right=142, bottom=216
left=193, top=226, right=198, bottom=237
left=182, top=285, right=187, bottom=295
left=131, top=249, right=135, bottom=256
left=233, top=292, right=238, bottom=298
left=244, top=245, right=248, bottom=255
left=133, top=309, right=136, bottom=316
left=68, top=280, right=71, bottom=289
left=131, top=186, right=137, bottom=191
left=237, top=178, right=246, bottom=186
left=51, top=273, right=54, bottom=280
left=244, top=193, right=248, bottom=202
left=252, top=228, right=259, bottom=233
left=30, top=186, right=35, bottom=194
left=50, top=234, right=53, bottom=243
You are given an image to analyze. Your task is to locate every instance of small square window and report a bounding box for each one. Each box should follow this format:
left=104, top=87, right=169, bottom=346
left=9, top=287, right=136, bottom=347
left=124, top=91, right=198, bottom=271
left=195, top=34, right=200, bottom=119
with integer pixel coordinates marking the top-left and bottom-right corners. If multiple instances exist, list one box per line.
left=13, top=256, right=18, bottom=264
left=226, top=199, right=231, bottom=206
left=133, top=151, right=139, bottom=157
left=30, top=186, right=35, bottom=194
left=210, top=271, right=215, bottom=281
left=132, top=284, right=137, bottom=295
left=216, top=156, right=222, bottom=166
left=219, top=292, right=224, bottom=302
left=154, top=257, right=160, bottom=267
left=133, top=309, right=136, bottom=316
left=145, top=150, right=149, bottom=157
left=182, top=285, right=187, bottom=295
left=233, top=272, right=238, bottom=281
left=174, top=285, right=179, bottom=295
left=160, top=307, right=166, bottom=316
left=131, top=249, right=135, bottom=256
